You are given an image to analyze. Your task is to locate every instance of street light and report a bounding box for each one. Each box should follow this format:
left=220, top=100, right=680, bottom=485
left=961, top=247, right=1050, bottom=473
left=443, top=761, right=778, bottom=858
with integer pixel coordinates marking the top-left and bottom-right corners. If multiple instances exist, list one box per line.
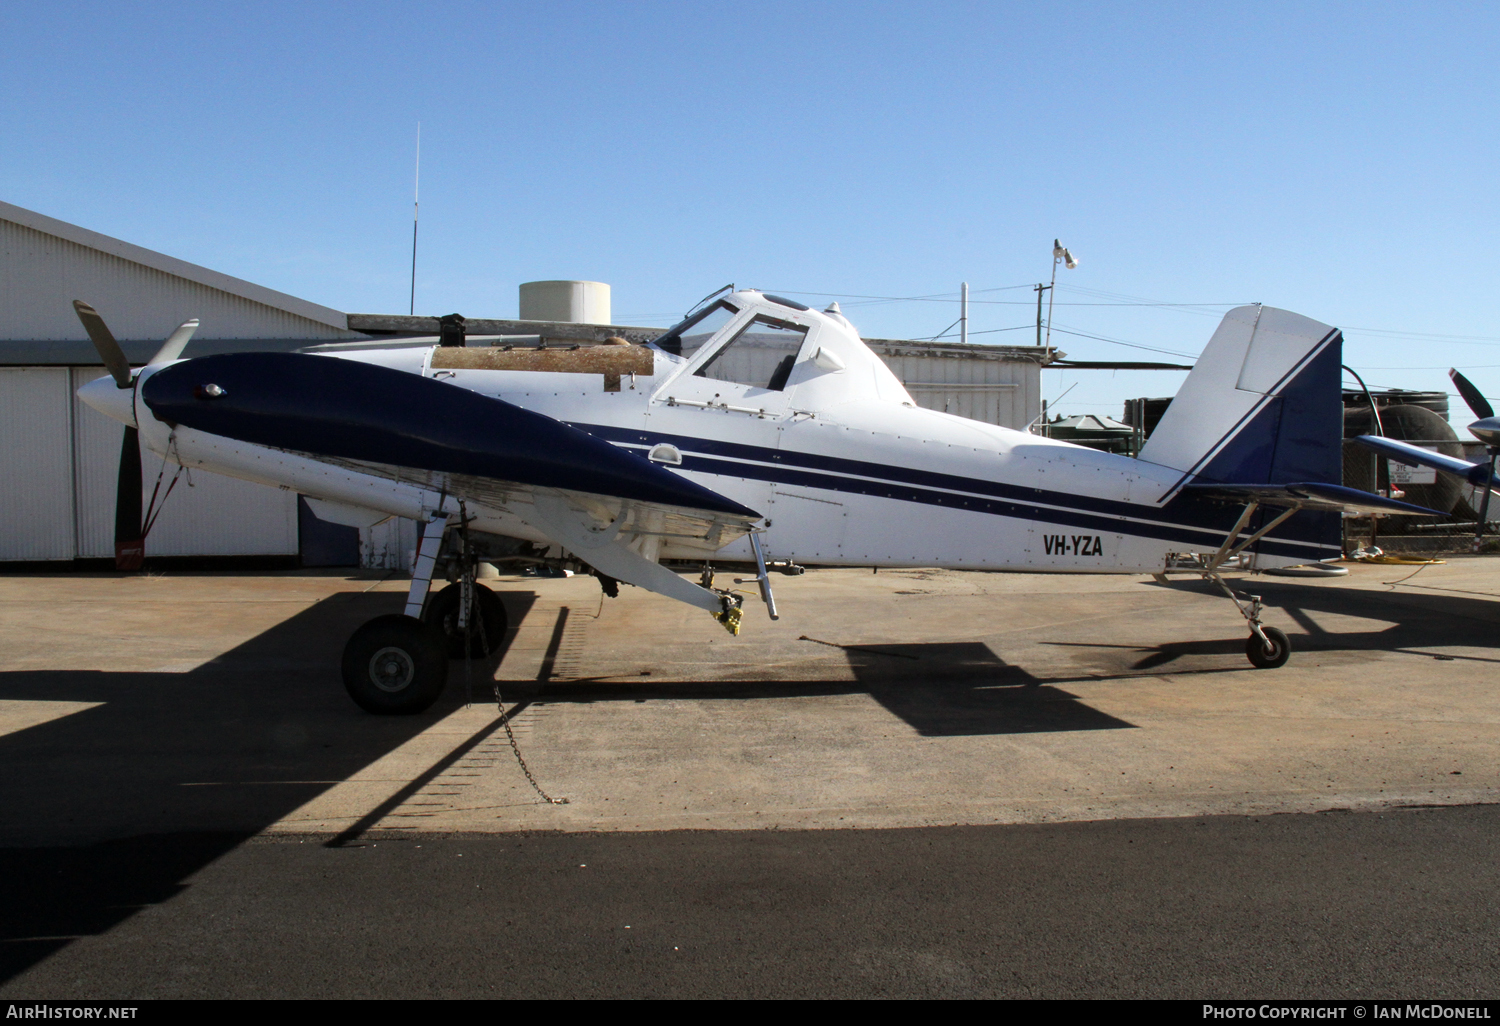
left=1043, top=239, right=1078, bottom=352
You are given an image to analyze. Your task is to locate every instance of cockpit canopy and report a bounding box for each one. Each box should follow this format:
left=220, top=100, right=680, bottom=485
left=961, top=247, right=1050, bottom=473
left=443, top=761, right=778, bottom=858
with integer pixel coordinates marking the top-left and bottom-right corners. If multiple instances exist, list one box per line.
left=649, top=290, right=911, bottom=406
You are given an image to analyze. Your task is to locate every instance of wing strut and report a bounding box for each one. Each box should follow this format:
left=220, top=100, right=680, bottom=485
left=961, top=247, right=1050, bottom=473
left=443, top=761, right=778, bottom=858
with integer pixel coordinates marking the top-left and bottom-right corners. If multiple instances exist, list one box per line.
left=734, top=531, right=779, bottom=621
left=526, top=492, right=746, bottom=633
left=1202, top=501, right=1299, bottom=574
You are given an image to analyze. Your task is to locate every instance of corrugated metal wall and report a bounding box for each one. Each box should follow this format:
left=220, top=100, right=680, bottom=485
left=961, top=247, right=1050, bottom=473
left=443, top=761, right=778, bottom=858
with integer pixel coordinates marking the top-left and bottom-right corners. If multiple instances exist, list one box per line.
left=874, top=349, right=1041, bottom=430
left=0, top=206, right=339, bottom=562
left=0, top=219, right=353, bottom=342
left=0, top=369, right=75, bottom=560
left=69, top=367, right=125, bottom=557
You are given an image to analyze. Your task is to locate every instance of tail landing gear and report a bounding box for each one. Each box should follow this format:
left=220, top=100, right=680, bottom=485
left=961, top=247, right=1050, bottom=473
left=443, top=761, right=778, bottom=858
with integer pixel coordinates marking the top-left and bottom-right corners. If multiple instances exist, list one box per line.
left=1206, top=572, right=1292, bottom=670
left=1246, top=625, right=1291, bottom=669
left=1190, top=498, right=1300, bottom=669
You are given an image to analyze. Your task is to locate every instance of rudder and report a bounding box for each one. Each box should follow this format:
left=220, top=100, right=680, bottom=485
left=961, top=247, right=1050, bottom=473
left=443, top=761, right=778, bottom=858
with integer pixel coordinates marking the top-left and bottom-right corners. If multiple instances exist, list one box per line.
left=1139, top=305, right=1343, bottom=501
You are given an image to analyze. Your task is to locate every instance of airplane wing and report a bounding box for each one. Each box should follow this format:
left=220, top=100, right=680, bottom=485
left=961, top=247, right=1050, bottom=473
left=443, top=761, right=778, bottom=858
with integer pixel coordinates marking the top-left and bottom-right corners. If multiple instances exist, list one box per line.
left=1352, top=434, right=1496, bottom=488
left=1181, top=481, right=1444, bottom=516
left=139, top=351, right=760, bottom=614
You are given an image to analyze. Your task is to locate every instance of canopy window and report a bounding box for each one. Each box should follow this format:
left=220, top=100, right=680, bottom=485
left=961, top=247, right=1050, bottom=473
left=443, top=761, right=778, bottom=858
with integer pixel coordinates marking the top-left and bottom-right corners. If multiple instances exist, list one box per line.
left=694, top=315, right=809, bottom=391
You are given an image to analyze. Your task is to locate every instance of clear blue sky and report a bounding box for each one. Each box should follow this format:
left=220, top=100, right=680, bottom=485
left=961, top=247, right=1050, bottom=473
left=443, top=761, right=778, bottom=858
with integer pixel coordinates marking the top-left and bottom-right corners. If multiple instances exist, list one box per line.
left=4, top=1, right=1498, bottom=421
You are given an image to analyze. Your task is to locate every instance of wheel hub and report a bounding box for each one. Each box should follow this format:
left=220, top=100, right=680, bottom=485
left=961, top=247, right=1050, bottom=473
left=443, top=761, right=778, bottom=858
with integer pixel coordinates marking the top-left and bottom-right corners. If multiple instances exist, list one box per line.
left=369, top=646, right=416, bottom=691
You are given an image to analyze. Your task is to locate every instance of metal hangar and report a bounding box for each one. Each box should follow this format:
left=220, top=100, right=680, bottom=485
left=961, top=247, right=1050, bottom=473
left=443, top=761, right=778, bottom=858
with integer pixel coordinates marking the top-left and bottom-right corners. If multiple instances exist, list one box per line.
left=0, top=200, right=1052, bottom=568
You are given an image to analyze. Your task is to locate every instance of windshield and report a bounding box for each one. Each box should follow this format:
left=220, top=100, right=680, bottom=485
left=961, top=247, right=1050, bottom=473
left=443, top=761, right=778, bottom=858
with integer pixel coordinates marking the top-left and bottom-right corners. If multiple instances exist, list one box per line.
left=650, top=300, right=739, bottom=358
left=695, top=315, right=809, bottom=391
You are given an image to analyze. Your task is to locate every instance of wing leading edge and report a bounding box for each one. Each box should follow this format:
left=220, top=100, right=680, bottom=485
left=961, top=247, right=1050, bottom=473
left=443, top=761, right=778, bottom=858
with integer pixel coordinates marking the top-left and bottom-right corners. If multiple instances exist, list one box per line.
left=1353, top=434, right=1497, bottom=488
left=142, top=351, right=757, bottom=517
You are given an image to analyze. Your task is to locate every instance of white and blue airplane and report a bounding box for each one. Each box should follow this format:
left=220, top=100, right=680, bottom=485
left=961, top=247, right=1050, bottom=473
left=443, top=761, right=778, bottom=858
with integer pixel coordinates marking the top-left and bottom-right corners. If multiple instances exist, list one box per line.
left=72, top=289, right=1436, bottom=713
left=1354, top=367, right=1500, bottom=547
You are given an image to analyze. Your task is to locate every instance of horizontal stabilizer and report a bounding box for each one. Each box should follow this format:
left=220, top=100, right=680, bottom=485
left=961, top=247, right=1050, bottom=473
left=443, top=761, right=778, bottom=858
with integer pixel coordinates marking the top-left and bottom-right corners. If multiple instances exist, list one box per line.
left=1353, top=434, right=1494, bottom=487
left=1182, top=481, right=1444, bottom=516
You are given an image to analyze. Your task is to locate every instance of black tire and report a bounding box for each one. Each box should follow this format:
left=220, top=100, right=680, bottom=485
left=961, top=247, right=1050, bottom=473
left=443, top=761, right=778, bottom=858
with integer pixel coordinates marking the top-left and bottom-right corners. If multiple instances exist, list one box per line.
left=1246, top=626, right=1291, bottom=669
left=423, top=582, right=509, bottom=659
left=341, top=614, right=449, bottom=714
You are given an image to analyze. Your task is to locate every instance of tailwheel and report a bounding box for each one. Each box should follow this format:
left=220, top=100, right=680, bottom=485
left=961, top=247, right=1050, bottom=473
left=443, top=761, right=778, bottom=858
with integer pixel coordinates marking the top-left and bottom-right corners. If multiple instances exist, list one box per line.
left=1246, top=626, right=1291, bottom=669
left=341, top=614, right=449, bottom=714
left=424, top=582, right=509, bottom=658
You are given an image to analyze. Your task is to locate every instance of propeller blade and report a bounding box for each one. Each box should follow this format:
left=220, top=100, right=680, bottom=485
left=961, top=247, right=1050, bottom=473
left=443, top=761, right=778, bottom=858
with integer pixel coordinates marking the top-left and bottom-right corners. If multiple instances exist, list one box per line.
left=147, top=318, right=200, bottom=366
left=72, top=300, right=133, bottom=388
left=1474, top=454, right=1497, bottom=551
left=1449, top=368, right=1494, bottom=421
left=114, top=426, right=144, bottom=571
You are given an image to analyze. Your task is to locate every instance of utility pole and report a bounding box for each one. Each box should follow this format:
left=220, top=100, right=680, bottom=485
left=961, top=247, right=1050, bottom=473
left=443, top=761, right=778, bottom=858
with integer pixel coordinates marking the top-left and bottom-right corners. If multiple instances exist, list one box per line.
left=1035, top=282, right=1050, bottom=347
left=961, top=282, right=969, bottom=345
left=410, top=123, right=421, bottom=316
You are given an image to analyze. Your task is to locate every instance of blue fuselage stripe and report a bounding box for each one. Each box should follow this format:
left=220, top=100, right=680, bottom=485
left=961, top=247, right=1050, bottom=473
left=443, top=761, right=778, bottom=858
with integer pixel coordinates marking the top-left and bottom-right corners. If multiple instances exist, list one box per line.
left=580, top=423, right=1145, bottom=517
left=573, top=423, right=1337, bottom=557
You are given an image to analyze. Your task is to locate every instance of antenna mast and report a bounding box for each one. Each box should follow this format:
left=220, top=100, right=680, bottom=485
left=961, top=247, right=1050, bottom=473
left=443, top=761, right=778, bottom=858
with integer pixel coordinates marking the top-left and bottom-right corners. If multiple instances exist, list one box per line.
left=410, top=123, right=420, bottom=316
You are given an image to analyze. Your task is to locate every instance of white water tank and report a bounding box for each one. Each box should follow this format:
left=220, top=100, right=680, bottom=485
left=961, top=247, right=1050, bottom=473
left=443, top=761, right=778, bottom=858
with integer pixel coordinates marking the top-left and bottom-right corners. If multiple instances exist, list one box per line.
left=519, top=280, right=611, bottom=324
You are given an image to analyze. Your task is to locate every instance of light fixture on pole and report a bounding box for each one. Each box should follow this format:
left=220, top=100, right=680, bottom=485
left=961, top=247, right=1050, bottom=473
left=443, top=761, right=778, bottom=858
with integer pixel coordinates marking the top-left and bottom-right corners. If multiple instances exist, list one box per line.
left=1044, top=239, right=1077, bottom=352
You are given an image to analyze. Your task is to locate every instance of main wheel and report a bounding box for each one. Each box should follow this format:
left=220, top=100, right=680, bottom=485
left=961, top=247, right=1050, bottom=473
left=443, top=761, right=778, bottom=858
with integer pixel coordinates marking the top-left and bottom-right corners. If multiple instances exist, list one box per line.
left=423, top=582, right=509, bottom=658
left=1246, top=626, right=1291, bottom=669
left=341, top=614, right=449, bottom=714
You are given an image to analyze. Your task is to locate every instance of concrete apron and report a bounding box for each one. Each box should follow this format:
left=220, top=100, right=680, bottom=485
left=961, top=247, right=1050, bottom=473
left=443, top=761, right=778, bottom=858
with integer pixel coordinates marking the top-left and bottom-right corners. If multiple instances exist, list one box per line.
left=1, top=560, right=1496, bottom=844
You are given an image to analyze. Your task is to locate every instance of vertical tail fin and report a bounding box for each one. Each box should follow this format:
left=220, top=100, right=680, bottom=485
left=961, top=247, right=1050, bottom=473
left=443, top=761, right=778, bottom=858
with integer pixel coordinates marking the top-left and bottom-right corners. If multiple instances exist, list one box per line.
left=1139, top=305, right=1343, bottom=503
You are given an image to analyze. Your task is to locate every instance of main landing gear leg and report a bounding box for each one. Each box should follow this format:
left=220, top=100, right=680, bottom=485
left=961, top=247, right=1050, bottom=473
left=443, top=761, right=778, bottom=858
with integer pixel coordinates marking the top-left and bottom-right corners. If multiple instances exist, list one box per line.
left=341, top=513, right=451, bottom=714
left=1199, top=500, right=1298, bottom=670
left=423, top=505, right=508, bottom=659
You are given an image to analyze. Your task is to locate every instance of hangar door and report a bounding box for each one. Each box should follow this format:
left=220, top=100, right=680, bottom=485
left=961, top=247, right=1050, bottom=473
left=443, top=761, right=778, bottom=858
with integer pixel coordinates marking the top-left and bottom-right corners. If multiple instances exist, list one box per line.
left=0, top=368, right=75, bottom=559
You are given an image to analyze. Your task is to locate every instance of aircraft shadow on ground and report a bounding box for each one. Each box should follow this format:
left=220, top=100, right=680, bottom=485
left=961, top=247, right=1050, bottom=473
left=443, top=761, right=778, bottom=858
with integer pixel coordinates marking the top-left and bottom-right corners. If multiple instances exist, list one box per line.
left=0, top=587, right=535, bottom=986
left=1073, top=576, right=1500, bottom=671
left=526, top=633, right=1136, bottom=739
left=532, top=574, right=1500, bottom=738
left=846, top=640, right=1137, bottom=736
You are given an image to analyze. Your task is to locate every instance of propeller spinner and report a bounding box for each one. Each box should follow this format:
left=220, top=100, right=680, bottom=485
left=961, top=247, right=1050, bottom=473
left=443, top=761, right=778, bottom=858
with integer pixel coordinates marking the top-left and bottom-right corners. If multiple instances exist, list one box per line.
left=1449, top=368, right=1500, bottom=444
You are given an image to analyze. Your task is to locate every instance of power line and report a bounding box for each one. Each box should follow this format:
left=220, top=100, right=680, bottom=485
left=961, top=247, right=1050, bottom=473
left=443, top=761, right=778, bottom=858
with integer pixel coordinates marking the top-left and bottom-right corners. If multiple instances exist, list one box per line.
left=923, top=324, right=1042, bottom=341
left=1045, top=324, right=1199, bottom=359
left=921, top=317, right=963, bottom=342
left=745, top=284, right=1500, bottom=357
left=1344, top=328, right=1500, bottom=346
left=767, top=285, right=1247, bottom=309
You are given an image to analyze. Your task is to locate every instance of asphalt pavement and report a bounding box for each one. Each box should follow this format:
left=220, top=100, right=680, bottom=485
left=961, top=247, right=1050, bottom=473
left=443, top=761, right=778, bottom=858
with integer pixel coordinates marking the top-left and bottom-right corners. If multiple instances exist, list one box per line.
left=1, top=562, right=1497, bottom=998
left=2, top=806, right=1497, bottom=999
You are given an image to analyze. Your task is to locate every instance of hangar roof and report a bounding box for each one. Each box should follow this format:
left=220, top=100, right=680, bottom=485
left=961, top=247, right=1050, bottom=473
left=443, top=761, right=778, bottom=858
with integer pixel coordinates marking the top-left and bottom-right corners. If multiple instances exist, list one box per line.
left=0, top=199, right=356, bottom=344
